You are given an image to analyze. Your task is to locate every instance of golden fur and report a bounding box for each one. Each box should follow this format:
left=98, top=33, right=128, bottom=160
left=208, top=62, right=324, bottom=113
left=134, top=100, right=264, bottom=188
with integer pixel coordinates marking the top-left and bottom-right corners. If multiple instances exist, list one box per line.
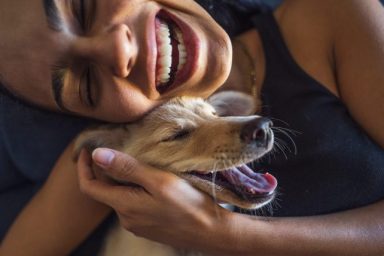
left=74, top=91, right=275, bottom=255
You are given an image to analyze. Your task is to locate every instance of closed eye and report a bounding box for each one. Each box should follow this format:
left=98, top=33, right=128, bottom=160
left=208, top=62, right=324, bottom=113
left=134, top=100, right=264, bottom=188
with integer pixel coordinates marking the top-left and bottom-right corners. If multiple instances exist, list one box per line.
left=79, top=66, right=95, bottom=107
left=162, top=129, right=192, bottom=142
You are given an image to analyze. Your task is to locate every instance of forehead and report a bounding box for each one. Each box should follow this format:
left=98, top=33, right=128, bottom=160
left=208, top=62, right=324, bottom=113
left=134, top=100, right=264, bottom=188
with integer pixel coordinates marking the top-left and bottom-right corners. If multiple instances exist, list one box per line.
left=164, top=97, right=215, bottom=116
left=144, top=97, right=215, bottom=122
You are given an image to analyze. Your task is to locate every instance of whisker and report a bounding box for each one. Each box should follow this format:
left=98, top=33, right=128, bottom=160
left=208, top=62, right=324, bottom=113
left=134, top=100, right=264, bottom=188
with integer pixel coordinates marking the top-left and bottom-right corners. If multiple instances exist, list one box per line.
left=211, top=163, right=224, bottom=219
left=268, top=117, right=291, bottom=127
left=274, top=140, right=288, bottom=160
left=274, top=126, right=301, bottom=136
left=274, top=138, right=291, bottom=154
left=267, top=146, right=280, bottom=162
left=211, top=164, right=218, bottom=204
left=273, top=127, right=298, bottom=155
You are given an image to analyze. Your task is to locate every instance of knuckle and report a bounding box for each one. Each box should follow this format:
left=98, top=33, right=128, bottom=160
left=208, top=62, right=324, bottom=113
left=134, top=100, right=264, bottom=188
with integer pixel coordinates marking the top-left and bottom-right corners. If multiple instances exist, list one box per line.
left=117, top=201, right=140, bottom=217
left=117, top=213, right=132, bottom=230
left=78, top=179, right=89, bottom=194
left=120, top=220, right=132, bottom=231
left=78, top=183, right=87, bottom=194
left=129, top=227, right=142, bottom=237
left=120, top=160, right=136, bottom=175
left=119, top=220, right=142, bottom=236
left=120, top=204, right=134, bottom=215
left=115, top=203, right=130, bottom=215
left=113, top=154, right=138, bottom=179
left=155, top=178, right=174, bottom=197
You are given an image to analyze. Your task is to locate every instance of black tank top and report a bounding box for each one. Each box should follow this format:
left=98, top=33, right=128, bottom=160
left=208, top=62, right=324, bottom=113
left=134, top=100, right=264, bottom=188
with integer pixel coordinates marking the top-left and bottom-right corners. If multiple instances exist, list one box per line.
left=252, top=12, right=384, bottom=216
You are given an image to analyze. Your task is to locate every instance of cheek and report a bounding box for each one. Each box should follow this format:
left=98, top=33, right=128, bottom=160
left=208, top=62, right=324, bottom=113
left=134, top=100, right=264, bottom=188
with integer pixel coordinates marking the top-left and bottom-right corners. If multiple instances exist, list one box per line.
left=95, top=87, right=158, bottom=122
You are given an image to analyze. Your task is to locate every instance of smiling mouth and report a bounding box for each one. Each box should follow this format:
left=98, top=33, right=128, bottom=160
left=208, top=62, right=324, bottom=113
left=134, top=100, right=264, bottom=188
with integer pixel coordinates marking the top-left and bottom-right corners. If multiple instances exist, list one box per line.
left=154, top=10, right=198, bottom=94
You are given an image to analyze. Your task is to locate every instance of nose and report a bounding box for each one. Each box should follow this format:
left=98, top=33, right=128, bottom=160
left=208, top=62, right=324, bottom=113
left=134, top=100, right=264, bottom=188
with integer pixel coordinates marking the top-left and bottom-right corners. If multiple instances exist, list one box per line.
left=75, top=24, right=137, bottom=78
left=240, top=117, right=273, bottom=146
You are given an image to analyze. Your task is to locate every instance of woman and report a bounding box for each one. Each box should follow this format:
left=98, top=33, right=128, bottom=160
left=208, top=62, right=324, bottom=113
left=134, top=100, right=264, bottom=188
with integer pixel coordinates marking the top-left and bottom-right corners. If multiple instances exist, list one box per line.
left=1, top=0, right=384, bottom=255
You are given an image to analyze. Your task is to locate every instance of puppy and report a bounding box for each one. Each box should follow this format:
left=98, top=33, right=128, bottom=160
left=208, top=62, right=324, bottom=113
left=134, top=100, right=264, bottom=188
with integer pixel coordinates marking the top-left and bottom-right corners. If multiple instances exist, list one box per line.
left=75, top=91, right=277, bottom=256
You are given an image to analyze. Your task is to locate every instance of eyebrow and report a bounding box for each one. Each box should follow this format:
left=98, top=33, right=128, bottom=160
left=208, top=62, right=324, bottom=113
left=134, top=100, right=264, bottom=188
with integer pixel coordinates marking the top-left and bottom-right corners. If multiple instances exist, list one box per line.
left=42, top=0, right=70, bottom=111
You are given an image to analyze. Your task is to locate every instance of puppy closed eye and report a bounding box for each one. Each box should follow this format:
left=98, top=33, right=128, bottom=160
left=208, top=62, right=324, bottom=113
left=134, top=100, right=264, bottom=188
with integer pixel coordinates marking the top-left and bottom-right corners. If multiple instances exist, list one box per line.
left=162, top=129, right=192, bottom=142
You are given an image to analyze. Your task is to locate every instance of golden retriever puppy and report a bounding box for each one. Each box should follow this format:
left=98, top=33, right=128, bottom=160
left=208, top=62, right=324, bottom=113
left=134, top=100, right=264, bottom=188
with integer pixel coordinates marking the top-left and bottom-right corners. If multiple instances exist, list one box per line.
left=75, top=91, right=277, bottom=256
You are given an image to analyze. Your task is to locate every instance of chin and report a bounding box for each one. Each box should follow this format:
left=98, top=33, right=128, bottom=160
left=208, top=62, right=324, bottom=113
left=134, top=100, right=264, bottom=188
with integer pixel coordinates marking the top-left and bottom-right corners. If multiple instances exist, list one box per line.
left=209, top=42, right=233, bottom=89
left=209, top=29, right=233, bottom=84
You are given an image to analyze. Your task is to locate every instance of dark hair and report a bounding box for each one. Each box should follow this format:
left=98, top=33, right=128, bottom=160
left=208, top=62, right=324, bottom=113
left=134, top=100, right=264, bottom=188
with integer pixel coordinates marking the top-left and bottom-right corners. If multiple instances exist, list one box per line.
left=195, top=0, right=271, bottom=37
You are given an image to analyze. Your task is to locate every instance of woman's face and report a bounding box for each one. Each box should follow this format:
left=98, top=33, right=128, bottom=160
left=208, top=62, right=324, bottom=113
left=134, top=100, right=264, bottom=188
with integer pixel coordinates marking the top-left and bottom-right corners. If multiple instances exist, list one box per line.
left=0, top=0, right=231, bottom=122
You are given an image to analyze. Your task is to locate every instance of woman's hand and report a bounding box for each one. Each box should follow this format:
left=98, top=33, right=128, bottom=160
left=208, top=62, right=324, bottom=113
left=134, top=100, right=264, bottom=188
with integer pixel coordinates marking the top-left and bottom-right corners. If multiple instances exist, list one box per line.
left=77, top=148, right=384, bottom=256
left=77, top=148, right=235, bottom=253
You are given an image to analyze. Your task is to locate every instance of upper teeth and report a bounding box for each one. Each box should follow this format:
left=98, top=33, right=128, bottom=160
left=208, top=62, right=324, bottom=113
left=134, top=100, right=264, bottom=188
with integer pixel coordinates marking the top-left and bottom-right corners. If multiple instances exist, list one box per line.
left=156, top=20, right=187, bottom=85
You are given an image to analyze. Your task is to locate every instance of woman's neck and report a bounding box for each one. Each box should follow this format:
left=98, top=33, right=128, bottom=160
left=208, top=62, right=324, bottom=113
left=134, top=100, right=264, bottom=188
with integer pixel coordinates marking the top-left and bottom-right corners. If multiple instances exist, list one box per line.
left=219, top=29, right=265, bottom=97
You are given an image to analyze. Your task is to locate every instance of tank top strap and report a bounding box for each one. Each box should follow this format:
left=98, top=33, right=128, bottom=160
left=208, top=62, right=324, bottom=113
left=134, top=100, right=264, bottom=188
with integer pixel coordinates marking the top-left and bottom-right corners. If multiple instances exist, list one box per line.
left=251, top=12, right=299, bottom=79
left=251, top=12, right=340, bottom=114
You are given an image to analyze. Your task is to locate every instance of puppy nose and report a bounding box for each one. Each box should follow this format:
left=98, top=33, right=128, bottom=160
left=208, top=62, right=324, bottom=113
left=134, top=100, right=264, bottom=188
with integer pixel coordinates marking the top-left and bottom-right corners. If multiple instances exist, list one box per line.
left=240, top=117, right=273, bottom=146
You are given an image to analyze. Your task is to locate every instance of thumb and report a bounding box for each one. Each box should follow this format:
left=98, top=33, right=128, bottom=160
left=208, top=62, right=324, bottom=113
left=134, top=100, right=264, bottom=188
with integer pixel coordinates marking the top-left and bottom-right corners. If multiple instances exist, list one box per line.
left=92, top=148, right=157, bottom=189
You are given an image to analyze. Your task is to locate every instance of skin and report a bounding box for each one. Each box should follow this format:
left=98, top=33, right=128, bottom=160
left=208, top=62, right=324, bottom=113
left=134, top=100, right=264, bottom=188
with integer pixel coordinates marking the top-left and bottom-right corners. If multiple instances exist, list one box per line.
left=1, top=0, right=384, bottom=255
left=0, top=0, right=231, bottom=122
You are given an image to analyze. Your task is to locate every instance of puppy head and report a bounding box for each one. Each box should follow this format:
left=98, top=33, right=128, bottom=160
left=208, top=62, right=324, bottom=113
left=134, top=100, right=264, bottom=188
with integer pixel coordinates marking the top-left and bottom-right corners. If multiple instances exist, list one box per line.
left=74, top=91, right=257, bottom=158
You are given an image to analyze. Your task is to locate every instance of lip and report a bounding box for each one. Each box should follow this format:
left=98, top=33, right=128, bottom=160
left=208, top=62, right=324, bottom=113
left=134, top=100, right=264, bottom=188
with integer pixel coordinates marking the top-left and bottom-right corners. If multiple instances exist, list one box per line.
left=153, top=9, right=200, bottom=94
left=146, top=9, right=158, bottom=93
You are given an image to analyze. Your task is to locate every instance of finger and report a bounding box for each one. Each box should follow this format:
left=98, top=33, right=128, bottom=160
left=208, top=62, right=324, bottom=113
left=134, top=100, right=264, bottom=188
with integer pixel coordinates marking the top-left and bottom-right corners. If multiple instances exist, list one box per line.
left=77, top=149, right=144, bottom=208
left=92, top=148, right=164, bottom=189
left=77, top=149, right=95, bottom=180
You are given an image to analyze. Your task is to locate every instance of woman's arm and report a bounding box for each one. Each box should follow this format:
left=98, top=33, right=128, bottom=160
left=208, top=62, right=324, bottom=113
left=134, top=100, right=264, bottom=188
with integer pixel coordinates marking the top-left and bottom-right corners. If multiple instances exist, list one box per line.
left=332, top=0, right=384, bottom=148
left=276, top=0, right=384, bottom=147
left=78, top=149, right=384, bottom=256
left=229, top=202, right=384, bottom=256
left=0, top=143, right=111, bottom=256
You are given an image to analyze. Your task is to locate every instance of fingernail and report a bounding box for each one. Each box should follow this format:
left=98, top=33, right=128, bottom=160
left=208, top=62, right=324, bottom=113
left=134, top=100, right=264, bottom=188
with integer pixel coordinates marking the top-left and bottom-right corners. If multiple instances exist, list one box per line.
left=92, top=148, right=115, bottom=166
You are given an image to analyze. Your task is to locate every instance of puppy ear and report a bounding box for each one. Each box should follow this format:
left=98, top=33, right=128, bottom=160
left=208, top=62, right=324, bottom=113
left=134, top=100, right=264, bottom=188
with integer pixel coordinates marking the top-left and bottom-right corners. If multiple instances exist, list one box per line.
left=208, top=90, right=259, bottom=116
left=73, top=126, right=127, bottom=161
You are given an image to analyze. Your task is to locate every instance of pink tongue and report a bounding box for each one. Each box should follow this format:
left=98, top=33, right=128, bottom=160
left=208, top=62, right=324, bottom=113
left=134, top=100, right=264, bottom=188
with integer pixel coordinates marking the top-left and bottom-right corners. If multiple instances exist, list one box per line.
left=221, top=165, right=277, bottom=194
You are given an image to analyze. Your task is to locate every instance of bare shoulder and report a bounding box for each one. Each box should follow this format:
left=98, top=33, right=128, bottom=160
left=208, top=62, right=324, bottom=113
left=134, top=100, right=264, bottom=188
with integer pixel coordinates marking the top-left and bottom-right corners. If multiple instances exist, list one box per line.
left=273, top=0, right=338, bottom=96
left=275, top=0, right=384, bottom=148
